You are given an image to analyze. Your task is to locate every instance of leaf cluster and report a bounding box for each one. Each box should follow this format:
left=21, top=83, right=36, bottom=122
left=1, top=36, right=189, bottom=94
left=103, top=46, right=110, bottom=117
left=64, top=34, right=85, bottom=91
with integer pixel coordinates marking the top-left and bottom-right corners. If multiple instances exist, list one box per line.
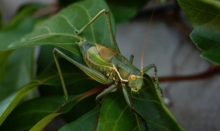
left=2, top=0, right=218, bottom=130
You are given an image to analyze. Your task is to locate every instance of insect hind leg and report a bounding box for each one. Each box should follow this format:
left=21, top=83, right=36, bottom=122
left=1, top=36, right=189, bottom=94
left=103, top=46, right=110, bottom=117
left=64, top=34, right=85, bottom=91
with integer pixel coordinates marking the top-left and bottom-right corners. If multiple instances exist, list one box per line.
left=143, top=64, right=163, bottom=96
left=53, top=49, right=68, bottom=101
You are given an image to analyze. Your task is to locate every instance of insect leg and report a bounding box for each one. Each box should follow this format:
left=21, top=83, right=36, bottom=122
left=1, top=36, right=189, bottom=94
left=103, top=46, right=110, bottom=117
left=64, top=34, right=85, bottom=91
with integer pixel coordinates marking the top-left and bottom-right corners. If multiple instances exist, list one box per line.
left=129, top=54, right=134, bottom=64
left=53, top=49, right=68, bottom=100
left=143, top=64, right=163, bottom=96
left=121, top=83, right=149, bottom=131
left=73, top=9, right=120, bottom=52
left=96, top=83, right=118, bottom=105
left=53, top=48, right=110, bottom=85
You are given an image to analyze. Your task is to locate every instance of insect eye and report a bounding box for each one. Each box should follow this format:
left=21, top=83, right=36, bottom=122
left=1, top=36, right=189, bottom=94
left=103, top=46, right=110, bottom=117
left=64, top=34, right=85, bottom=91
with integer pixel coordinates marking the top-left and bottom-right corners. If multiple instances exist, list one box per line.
left=131, top=75, right=136, bottom=80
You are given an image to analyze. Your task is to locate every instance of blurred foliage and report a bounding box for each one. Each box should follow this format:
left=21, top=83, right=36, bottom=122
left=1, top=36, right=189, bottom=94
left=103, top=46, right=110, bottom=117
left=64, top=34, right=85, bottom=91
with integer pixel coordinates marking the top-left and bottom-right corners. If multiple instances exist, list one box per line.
left=178, top=0, right=220, bottom=65
left=0, top=3, right=46, bottom=125
left=58, top=0, right=150, bottom=24
left=0, top=3, right=45, bottom=81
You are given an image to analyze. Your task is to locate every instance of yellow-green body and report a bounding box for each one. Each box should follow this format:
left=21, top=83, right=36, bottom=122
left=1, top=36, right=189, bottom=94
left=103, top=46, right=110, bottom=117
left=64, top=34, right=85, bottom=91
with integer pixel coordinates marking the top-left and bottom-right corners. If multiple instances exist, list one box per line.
left=79, top=41, right=143, bottom=92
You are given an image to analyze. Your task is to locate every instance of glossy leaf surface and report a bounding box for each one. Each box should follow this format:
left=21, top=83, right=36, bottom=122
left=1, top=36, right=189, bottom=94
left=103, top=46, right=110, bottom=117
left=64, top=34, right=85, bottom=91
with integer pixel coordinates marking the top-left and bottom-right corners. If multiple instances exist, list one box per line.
left=97, top=75, right=182, bottom=131
left=0, top=3, right=44, bottom=80
left=59, top=75, right=183, bottom=131
left=0, top=96, right=79, bottom=131
left=0, top=47, right=35, bottom=125
left=0, top=3, right=47, bottom=123
left=0, top=58, right=104, bottom=130
left=0, top=0, right=118, bottom=55
left=178, top=0, right=220, bottom=65
left=0, top=59, right=90, bottom=125
left=106, top=0, right=150, bottom=24
left=58, top=0, right=151, bottom=24
left=59, top=107, right=100, bottom=131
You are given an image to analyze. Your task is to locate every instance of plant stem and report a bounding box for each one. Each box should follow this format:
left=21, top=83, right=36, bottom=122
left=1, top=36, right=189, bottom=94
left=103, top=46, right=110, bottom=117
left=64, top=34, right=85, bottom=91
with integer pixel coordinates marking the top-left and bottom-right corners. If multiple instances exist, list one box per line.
left=157, top=64, right=220, bottom=82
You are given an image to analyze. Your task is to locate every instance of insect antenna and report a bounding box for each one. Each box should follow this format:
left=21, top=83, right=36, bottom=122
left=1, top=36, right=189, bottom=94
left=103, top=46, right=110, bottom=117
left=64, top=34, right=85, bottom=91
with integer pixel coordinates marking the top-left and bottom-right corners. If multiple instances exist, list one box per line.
left=141, top=0, right=158, bottom=75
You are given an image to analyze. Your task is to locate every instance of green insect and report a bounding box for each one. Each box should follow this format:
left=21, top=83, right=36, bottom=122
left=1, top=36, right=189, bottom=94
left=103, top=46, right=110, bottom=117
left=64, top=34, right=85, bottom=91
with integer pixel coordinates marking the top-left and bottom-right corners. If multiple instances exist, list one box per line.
left=53, top=9, right=163, bottom=131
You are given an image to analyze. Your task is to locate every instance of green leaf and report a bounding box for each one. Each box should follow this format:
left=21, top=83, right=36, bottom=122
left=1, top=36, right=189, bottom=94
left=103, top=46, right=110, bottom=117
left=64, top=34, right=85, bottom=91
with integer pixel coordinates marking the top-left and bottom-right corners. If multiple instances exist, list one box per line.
left=1, top=0, right=117, bottom=56
left=59, top=107, right=100, bottom=131
left=130, top=75, right=182, bottom=130
left=57, top=0, right=150, bottom=24
left=0, top=47, right=35, bottom=125
left=106, top=0, right=150, bottom=24
left=97, top=90, right=137, bottom=131
left=36, top=45, right=87, bottom=75
left=0, top=3, right=45, bottom=81
left=0, top=50, right=14, bottom=81
left=0, top=96, right=79, bottom=131
left=59, top=75, right=183, bottom=131
left=178, top=0, right=220, bottom=65
left=160, top=0, right=167, bottom=4
left=16, top=3, right=46, bottom=15
left=0, top=59, right=91, bottom=125
left=96, top=75, right=182, bottom=131
left=0, top=65, right=105, bottom=131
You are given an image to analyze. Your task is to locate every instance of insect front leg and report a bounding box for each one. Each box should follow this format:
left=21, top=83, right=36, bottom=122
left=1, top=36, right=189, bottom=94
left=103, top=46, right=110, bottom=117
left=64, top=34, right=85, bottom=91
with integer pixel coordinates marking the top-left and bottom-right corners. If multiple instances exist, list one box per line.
left=96, top=72, right=120, bottom=105
left=143, top=64, right=163, bottom=96
left=72, top=9, right=120, bottom=52
left=121, top=83, right=149, bottom=131
left=96, top=82, right=118, bottom=106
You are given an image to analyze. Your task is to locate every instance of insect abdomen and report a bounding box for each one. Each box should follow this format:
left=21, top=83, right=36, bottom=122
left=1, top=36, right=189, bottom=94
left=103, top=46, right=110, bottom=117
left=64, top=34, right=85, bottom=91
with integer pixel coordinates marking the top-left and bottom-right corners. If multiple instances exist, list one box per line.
left=79, top=41, right=115, bottom=77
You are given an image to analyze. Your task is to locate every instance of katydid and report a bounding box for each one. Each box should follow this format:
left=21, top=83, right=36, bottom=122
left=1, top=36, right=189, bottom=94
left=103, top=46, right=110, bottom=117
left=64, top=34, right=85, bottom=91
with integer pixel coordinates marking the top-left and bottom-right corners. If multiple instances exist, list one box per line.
left=53, top=8, right=163, bottom=131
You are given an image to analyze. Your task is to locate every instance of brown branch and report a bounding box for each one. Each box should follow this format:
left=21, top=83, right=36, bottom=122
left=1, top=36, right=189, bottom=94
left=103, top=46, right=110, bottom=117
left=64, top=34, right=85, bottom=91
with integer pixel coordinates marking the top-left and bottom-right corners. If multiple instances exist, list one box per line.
left=157, top=64, right=220, bottom=82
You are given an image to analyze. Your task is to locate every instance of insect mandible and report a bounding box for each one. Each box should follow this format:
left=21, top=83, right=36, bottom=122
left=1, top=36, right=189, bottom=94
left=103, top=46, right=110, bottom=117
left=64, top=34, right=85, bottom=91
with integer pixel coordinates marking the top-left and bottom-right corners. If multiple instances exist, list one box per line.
left=53, top=5, right=163, bottom=131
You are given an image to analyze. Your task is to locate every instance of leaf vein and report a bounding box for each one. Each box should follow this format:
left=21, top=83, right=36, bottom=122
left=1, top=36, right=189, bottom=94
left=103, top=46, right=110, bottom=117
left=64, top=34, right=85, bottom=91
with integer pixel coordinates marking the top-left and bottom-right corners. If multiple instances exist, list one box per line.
left=130, top=96, right=162, bottom=105
left=57, top=14, right=77, bottom=35
left=75, top=4, right=96, bottom=43
left=113, top=105, right=129, bottom=131
left=179, top=1, right=220, bottom=17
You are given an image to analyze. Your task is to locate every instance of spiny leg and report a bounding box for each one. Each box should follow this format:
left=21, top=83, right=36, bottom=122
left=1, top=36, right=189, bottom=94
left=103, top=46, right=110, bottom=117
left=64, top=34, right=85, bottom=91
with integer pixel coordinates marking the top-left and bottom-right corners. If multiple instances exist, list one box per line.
left=73, top=9, right=120, bottom=52
left=143, top=64, right=163, bottom=96
left=129, top=54, right=134, bottom=64
left=121, top=83, right=149, bottom=131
